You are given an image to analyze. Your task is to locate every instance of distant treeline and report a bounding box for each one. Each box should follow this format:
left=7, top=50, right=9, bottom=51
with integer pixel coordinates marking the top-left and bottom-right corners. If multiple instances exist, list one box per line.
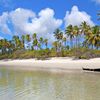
left=0, top=21, right=100, bottom=59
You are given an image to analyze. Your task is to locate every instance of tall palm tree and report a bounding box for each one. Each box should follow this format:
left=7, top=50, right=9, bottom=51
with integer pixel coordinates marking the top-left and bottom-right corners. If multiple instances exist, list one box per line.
left=54, top=29, right=63, bottom=41
left=37, top=43, right=41, bottom=50
left=33, top=38, right=38, bottom=50
left=39, top=37, right=44, bottom=49
left=44, top=39, right=48, bottom=49
left=63, top=37, right=67, bottom=49
left=0, top=39, right=3, bottom=54
left=25, top=34, right=31, bottom=49
left=54, top=29, right=63, bottom=51
left=80, top=21, right=91, bottom=35
left=88, top=26, right=100, bottom=49
left=65, top=25, right=74, bottom=48
left=1, top=39, right=8, bottom=54
left=21, top=35, right=25, bottom=49
left=12, top=35, right=21, bottom=50
left=52, top=41, right=58, bottom=52
left=32, top=33, right=37, bottom=39
left=80, top=22, right=91, bottom=48
left=73, top=25, right=80, bottom=48
left=32, top=33, right=37, bottom=50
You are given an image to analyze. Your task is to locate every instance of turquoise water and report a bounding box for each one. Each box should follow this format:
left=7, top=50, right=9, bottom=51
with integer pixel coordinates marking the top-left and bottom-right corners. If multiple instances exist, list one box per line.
left=0, top=68, right=100, bottom=100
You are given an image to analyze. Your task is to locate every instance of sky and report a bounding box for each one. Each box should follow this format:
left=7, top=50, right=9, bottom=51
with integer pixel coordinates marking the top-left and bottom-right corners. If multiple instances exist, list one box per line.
left=0, top=0, right=100, bottom=41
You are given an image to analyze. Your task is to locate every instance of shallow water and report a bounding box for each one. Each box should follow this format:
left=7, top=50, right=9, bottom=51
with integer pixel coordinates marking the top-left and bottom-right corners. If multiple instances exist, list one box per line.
left=0, top=68, right=100, bottom=100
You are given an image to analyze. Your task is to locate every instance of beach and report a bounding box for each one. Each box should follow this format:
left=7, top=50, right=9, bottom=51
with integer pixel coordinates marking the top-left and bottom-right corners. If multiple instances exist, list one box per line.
left=0, top=57, right=100, bottom=72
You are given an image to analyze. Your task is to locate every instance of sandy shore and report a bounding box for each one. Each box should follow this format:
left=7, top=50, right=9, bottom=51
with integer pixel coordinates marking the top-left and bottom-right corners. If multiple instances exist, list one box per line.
left=0, top=57, right=100, bottom=72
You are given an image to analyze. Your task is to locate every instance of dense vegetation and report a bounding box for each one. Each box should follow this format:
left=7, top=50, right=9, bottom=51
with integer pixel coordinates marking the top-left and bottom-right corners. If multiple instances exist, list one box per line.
left=0, top=22, right=100, bottom=60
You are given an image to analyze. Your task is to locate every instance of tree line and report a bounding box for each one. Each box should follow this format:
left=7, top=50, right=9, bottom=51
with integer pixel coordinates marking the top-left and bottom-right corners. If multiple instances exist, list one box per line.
left=0, top=21, right=100, bottom=56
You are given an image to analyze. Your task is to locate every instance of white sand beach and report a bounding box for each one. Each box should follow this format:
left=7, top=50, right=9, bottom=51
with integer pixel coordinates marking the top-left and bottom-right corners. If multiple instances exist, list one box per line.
left=0, top=57, right=100, bottom=72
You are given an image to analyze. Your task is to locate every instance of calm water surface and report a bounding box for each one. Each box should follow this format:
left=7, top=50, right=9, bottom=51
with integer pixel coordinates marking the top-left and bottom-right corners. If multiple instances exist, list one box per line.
left=0, top=68, right=100, bottom=100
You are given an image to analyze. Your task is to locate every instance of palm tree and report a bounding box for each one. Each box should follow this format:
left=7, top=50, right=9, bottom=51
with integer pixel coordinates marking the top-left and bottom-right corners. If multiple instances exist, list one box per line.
left=52, top=41, right=58, bottom=52
left=1, top=39, right=8, bottom=54
left=54, top=29, right=63, bottom=51
left=80, top=22, right=92, bottom=48
left=44, top=39, right=48, bottom=49
left=33, top=38, right=38, bottom=50
left=80, top=21, right=91, bottom=35
left=65, top=25, right=74, bottom=48
left=88, top=26, right=100, bottom=49
left=21, top=35, right=25, bottom=49
left=73, top=25, right=80, bottom=48
left=0, top=39, right=3, bottom=54
left=8, top=40, right=15, bottom=54
left=39, top=37, right=44, bottom=49
left=63, top=37, right=67, bottom=49
left=54, top=29, right=63, bottom=41
left=12, top=35, right=21, bottom=50
left=25, top=34, right=31, bottom=49
left=37, top=43, right=41, bottom=50
left=32, top=33, right=37, bottom=39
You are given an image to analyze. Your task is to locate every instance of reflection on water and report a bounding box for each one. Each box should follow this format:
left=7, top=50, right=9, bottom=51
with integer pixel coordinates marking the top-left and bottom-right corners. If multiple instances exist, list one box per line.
left=0, top=68, right=100, bottom=100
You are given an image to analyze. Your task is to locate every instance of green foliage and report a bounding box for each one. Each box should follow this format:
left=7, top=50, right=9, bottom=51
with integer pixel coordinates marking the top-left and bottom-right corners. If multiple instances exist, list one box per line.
left=0, top=22, right=100, bottom=60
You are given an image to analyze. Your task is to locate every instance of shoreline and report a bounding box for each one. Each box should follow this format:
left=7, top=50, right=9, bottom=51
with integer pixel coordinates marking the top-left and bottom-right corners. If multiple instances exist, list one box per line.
left=0, top=57, right=100, bottom=73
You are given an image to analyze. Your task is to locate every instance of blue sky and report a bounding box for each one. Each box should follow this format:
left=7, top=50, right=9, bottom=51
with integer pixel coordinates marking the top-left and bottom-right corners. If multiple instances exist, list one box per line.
left=0, top=0, right=100, bottom=40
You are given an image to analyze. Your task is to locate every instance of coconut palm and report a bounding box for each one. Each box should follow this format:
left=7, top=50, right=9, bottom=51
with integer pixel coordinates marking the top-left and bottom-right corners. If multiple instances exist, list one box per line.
left=37, top=43, right=41, bottom=50
left=39, top=37, right=44, bottom=49
left=0, top=39, right=3, bottom=54
left=65, top=25, right=74, bottom=48
left=62, top=37, right=67, bottom=49
left=25, top=34, right=31, bottom=49
left=21, top=35, right=25, bottom=49
left=32, top=33, right=37, bottom=39
left=12, top=35, right=21, bottom=50
left=52, top=41, right=58, bottom=52
left=44, top=39, right=48, bottom=49
left=73, top=25, right=80, bottom=48
left=54, top=29, right=63, bottom=51
left=88, top=26, right=100, bottom=49
left=80, top=21, right=91, bottom=35
left=54, top=29, right=63, bottom=41
left=33, top=38, right=38, bottom=50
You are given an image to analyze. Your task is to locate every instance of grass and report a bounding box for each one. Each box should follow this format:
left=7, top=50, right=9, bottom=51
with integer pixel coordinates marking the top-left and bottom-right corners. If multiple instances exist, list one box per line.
left=0, top=48, right=100, bottom=60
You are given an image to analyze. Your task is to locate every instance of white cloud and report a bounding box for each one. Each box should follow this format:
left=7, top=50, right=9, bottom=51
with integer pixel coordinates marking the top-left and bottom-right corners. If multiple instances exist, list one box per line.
left=0, top=12, right=12, bottom=34
left=0, top=8, right=62, bottom=43
left=64, top=6, right=94, bottom=27
left=0, top=36, right=3, bottom=39
left=9, top=8, right=36, bottom=35
left=92, top=0, right=100, bottom=4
